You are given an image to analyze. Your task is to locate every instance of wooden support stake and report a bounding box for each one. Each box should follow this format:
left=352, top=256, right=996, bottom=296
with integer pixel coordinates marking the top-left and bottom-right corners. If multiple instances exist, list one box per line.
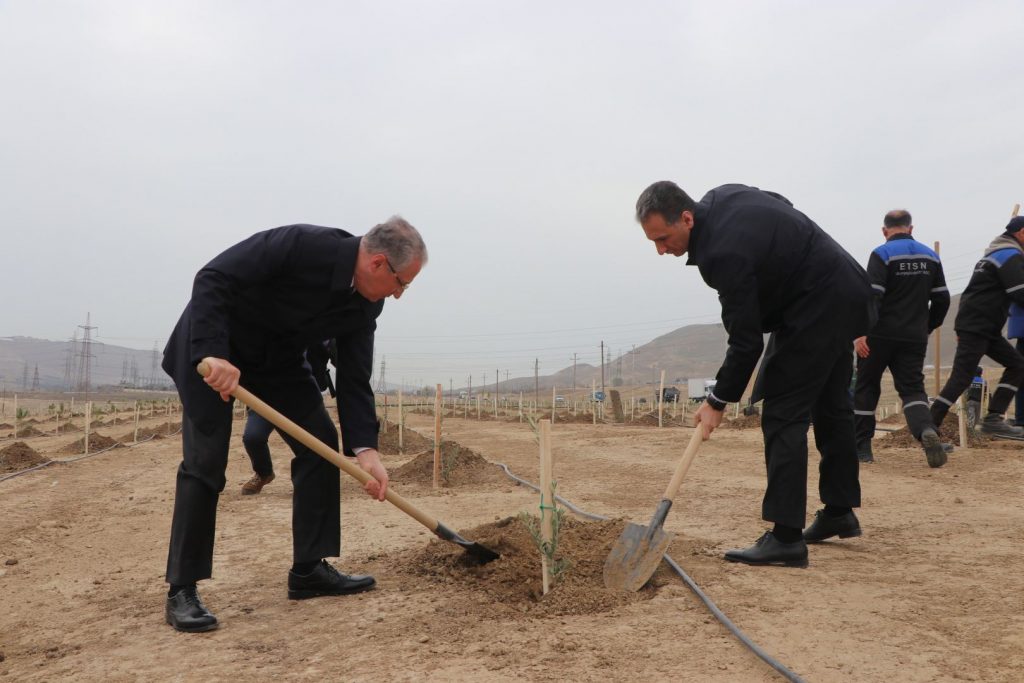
left=539, top=418, right=553, bottom=596
left=85, top=401, right=92, bottom=455
left=476, top=396, right=481, bottom=420
left=519, top=391, right=524, bottom=422
left=591, top=380, right=597, bottom=425
left=398, top=390, right=404, bottom=451
left=958, top=394, right=969, bottom=449
left=133, top=401, right=140, bottom=443
left=166, top=402, right=172, bottom=436
left=433, top=384, right=443, bottom=489
left=658, top=370, right=665, bottom=428
left=551, top=386, right=556, bottom=423
left=13, top=394, right=18, bottom=437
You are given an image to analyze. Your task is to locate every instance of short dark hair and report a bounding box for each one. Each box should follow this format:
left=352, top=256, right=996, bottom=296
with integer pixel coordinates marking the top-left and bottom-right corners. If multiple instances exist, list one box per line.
left=884, top=210, right=912, bottom=228
left=636, top=181, right=696, bottom=225
left=1005, top=216, right=1024, bottom=235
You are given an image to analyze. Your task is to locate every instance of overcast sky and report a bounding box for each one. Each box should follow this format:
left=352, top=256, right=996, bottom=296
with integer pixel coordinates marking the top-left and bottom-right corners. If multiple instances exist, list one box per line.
left=2, top=1, right=1022, bottom=389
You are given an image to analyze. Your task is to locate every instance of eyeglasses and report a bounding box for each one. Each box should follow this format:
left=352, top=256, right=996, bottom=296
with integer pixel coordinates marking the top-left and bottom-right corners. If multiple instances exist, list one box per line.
left=384, top=257, right=410, bottom=292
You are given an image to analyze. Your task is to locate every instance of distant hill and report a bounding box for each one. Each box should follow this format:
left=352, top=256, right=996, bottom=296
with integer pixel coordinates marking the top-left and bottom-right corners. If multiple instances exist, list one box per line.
left=503, top=293, right=971, bottom=394
left=0, top=336, right=170, bottom=391
left=1, top=292, right=973, bottom=396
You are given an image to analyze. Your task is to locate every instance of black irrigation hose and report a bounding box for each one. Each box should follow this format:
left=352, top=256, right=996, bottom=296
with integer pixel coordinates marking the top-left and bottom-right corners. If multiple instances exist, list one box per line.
left=0, top=429, right=181, bottom=484
left=495, top=462, right=807, bottom=683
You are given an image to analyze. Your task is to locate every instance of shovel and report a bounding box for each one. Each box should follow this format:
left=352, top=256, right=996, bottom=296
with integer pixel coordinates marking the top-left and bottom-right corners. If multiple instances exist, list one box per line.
left=603, top=427, right=703, bottom=591
left=197, top=363, right=499, bottom=564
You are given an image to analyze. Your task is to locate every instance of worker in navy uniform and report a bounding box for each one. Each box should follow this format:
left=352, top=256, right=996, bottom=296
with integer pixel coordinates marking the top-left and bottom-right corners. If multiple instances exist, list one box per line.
left=635, top=181, right=875, bottom=568
left=238, top=342, right=337, bottom=495
left=852, top=210, right=950, bottom=467
left=930, top=216, right=1024, bottom=436
left=1008, top=304, right=1024, bottom=425
left=161, top=217, right=427, bottom=632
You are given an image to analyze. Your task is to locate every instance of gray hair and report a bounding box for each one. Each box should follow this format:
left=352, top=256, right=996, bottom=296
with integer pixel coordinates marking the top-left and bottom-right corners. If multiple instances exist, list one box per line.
left=363, top=216, right=428, bottom=270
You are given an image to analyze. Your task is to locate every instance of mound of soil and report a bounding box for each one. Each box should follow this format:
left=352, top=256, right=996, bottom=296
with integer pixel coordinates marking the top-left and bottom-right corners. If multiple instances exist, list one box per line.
left=123, top=424, right=177, bottom=441
left=391, top=441, right=504, bottom=487
left=14, top=425, right=45, bottom=438
left=0, top=442, right=50, bottom=474
left=879, top=413, right=905, bottom=425
left=58, top=434, right=123, bottom=455
left=628, top=411, right=685, bottom=427
left=879, top=421, right=990, bottom=448
left=721, top=413, right=762, bottom=430
left=0, top=423, right=12, bottom=430
left=391, top=516, right=667, bottom=616
left=376, top=421, right=432, bottom=455
left=59, top=422, right=82, bottom=433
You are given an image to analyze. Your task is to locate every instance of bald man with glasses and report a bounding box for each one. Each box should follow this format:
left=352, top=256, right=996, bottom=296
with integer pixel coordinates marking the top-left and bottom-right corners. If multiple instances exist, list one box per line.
left=161, top=216, right=426, bottom=632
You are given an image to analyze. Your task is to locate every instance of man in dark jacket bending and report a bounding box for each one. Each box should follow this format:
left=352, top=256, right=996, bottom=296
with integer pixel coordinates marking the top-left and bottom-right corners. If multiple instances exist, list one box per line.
left=930, top=216, right=1024, bottom=437
left=161, top=217, right=426, bottom=632
left=635, top=181, right=875, bottom=567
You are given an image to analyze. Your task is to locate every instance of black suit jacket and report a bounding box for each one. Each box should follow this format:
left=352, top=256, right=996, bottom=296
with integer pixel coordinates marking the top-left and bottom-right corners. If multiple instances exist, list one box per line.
left=162, top=224, right=382, bottom=453
left=687, top=184, right=875, bottom=402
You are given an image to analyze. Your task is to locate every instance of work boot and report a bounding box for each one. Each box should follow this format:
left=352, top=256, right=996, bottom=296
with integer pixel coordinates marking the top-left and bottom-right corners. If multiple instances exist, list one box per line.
left=919, top=428, right=947, bottom=468
left=980, top=414, right=1024, bottom=437
left=241, top=472, right=275, bottom=495
left=856, top=440, right=874, bottom=464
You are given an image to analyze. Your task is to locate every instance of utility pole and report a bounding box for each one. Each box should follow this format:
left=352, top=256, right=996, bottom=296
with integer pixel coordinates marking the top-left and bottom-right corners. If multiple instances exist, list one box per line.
left=375, top=356, right=387, bottom=393
left=534, top=358, right=539, bottom=407
left=31, top=365, right=39, bottom=391
left=149, top=341, right=159, bottom=388
left=63, top=331, right=78, bottom=390
left=75, top=313, right=97, bottom=400
left=572, top=353, right=577, bottom=400
left=21, top=362, right=29, bottom=390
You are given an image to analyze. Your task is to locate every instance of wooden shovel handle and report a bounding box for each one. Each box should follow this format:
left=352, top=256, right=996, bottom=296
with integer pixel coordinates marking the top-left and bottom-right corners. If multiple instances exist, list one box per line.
left=196, top=362, right=441, bottom=533
left=661, top=427, right=704, bottom=501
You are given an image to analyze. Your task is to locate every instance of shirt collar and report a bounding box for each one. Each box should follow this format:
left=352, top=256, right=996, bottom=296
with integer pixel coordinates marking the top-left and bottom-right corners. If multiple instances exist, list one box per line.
left=331, top=235, right=362, bottom=291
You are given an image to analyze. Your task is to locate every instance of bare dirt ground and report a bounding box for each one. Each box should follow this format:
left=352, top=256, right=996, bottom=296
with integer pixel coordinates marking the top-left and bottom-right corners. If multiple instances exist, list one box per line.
left=1, top=408, right=1022, bottom=682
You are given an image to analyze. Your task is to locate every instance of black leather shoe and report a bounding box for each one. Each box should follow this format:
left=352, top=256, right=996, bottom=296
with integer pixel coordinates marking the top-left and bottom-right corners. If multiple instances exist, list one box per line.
left=803, top=509, right=862, bottom=544
left=920, top=428, right=947, bottom=468
left=723, top=532, right=808, bottom=567
left=288, top=560, right=376, bottom=600
left=166, top=586, right=219, bottom=633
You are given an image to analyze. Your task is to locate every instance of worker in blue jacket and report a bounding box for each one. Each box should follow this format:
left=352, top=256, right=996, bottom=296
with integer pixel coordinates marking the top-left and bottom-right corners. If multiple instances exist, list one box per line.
left=161, top=218, right=426, bottom=633
left=635, top=181, right=875, bottom=569
left=930, top=216, right=1024, bottom=436
left=852, top=209, right=950, bottom=467
left=1008, top=303, right=1024, bottom=425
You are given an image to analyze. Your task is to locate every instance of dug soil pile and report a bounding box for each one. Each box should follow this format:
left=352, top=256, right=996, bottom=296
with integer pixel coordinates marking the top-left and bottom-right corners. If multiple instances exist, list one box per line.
left=721, top=413, right=762, bottom=430
left=629, top=411, right=686, bottom=427
left=58, top=434, right=123, bottom=455
left=879, top=412, right=905, bottom=425
left=391, top=515, right=671, bottom=617
left=390, top=441, right=504, bottom=487
left=14, top=425, right=45, bottom=438
left=879, top=421, right=991, bottom=448
left=376, top=421, right=432, bottom=455
left=0, top=442, right=50, bottom=474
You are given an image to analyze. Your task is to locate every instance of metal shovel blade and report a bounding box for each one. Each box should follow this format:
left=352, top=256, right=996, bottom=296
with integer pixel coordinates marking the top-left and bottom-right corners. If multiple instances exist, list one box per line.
left=435, top=521, right=500, bottom=564
left=603, top=501, right=674, bottom=592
